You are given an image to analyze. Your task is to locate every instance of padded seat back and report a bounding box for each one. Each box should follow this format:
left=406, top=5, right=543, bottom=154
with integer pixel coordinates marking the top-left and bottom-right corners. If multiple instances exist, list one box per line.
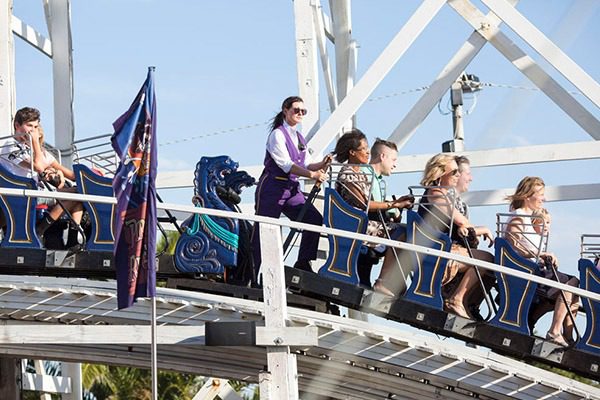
left=403, top=209, right=451, bottom=309
left=0, top=164, right=42, bottom=248
left=318, top=188, right=368, bottom=285
left=73, top=164, right=115, bottom=251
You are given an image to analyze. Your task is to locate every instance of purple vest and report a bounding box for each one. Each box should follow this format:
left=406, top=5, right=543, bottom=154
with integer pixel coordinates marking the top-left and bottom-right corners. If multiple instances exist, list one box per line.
left=263, top=125, right=307, bottom=182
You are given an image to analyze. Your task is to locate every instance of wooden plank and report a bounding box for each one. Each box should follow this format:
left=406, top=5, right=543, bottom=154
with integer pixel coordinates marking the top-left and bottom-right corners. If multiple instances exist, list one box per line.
left=0, top=325, right=205, bottom=345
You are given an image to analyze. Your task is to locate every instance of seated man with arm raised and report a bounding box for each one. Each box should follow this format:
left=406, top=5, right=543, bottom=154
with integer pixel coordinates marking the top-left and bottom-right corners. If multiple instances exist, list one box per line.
left=0, top=107, right=84, bottom=249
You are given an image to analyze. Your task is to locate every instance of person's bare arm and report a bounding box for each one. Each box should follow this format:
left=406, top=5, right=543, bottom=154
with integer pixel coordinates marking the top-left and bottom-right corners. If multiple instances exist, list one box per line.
left=474, top=225, right=495, bottom=247
left=51, top=160, right=75, bottom=181
left=27, top=130, right=47, bottom=174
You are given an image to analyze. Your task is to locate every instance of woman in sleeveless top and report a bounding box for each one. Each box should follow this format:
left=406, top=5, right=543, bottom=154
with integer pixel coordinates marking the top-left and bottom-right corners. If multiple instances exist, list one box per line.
left=504, top=176, right=579, bottom=346
left=251, top=96, right=332, bottom=274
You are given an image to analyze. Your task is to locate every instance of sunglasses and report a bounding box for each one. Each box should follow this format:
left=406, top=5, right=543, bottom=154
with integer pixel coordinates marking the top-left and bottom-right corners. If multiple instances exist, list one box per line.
left=291, top=107, right=308, bottom=116
left=444, top=168, right=460, bottom=177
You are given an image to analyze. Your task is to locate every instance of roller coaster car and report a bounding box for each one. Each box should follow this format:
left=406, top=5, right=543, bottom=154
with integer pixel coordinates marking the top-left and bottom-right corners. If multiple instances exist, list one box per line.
left=173, top=156, right=255, bottom=284
left=0, top=163, right=45, bottom=266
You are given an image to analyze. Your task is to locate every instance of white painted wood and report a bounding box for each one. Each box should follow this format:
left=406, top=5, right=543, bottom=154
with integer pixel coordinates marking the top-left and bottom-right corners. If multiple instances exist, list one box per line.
left=45, top=0, right=75, bottom=166
left=21, top=371, right=71, bottom=394
left=11, top=15, right=52, bottom=57
left=0, top=325, right=205, bottom=344
left=153, top=139, right=600, bottom=189
left=307, top=0, right=446, bottom=156
left=348, top=38, right=358, bottom=130
left=463, top=183, right=600, bottom=207
left=394, top=141, right=600, bottom=173
left=33, top=360, right=53, bottom=399
left=448, top=0, right=600, bottom=140
left=330, top=0, right=351, bottom=107
left=293, top=0, right=319, bottom=139
left=192, top=378, right=223, bottom=400
left=259, top=223, right=299, bottom=400
left=151, top=297, right=158, bottom=400
left=61, top=362, right=82, bottom=400
left=0, top=0, right=15, bottom=136
left=156, top=164, right=262, bottom=189
left=255, top=326, right=318, bottom=347
left=386, top=0, right=518, bottom=148
left=216, top=384, right=244, bottom=400
left=258, top=372, right=272, bottom=400
left=481, top=0, right=600, bottom=108
left=312, top=0, right=337, bottom=113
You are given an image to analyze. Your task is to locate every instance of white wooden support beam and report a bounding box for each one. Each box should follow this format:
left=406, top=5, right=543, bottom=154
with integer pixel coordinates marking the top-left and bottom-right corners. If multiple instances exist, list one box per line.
left=61, top=362, right=82, bottom=400
left=348, top=38, right=357, bottom=129
left=329, top=0, right=351, bottom=113
left=0, top=0, right=16, bottom=136
left=463, top=183, right=600, bottom=207
left=11, top=15, right=52, bottom=57
left=394, top=141, right=600, bottom=173
left=307, top=0, right=446, bottom=155
left=388, top=0, right=519, bottom=148
left=256, top=326, right=318, bottom=347
left=481, top=0, right=600, bottom=109
left=33, top=360, right=53, bottom=400
left=0, top=325, right=206, bottom=344
left=293, top=0, right=320, bottom=139
left=448, top=0, right=600, bottom=140
left=260, top=223, right=299, bottom=400
left=21, top=372, right=71, bottom=394
left=312, top=0, right=337, bottom=113
left=45, top=0, right=75, bottom=166
left=319, top=5, right=333, bottom=42
left=192, top=378, right=243, bottom=400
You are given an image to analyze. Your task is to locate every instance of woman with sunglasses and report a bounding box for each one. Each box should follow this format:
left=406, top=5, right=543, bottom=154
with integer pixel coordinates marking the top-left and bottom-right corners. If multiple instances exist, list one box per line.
left=418, top=153, right=492, bottom=318
left=252, top=96, right=332, bottom=275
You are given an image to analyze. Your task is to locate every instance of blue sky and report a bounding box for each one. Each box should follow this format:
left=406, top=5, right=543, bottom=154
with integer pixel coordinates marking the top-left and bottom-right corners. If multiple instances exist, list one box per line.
left=11, top=1, right=600, bottom=286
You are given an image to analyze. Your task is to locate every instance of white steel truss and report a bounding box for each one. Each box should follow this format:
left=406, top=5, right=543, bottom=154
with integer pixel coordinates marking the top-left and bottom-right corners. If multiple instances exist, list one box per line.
left=300, top=0, right=600, bottom=204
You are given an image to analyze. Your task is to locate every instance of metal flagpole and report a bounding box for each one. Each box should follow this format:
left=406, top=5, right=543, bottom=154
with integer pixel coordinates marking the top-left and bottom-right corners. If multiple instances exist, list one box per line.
left=151, top=296, right=158, bottom=400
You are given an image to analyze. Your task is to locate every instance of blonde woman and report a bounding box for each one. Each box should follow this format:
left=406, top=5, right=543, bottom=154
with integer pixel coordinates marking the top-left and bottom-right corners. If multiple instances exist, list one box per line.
left=505, top=177, right=579, bottom=346
left=417, top=154, right=493, bottom=318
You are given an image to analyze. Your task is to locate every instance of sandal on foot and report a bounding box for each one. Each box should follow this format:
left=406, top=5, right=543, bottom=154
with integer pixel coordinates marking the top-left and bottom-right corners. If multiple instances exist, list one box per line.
left=546, top=331, right=568, bottom=347
left=373, top=279, right=395, bottom=297
left=444, top=299, right=470, bottom=319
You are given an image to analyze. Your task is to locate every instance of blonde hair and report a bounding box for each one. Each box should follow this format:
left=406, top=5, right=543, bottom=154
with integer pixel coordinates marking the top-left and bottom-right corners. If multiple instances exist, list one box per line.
left=420, top=153, right=456, bottom=186
left=37, top=124, right=45, bottom=147
left=532, top=207, right=550, bottom=225
left=506, top=176, right=545, bottom=211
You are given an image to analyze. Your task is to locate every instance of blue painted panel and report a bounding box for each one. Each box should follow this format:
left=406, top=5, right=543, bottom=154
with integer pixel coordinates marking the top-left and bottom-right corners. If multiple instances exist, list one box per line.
left=489, top=238, right=540, bottom=335
left=73, top=164, right=115, bottom=251
left=0, top=165, right=42, bottom=248
left=403, top=210, right=450, bottom=309
left=576, top=258, right=600, bottom=355
left=318, top=188, right=367, bottom=285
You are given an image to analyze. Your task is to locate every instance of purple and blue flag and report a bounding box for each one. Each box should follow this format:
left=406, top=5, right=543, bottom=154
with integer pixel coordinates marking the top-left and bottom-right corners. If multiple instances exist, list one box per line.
left=111, top=67, right=158, bottom=309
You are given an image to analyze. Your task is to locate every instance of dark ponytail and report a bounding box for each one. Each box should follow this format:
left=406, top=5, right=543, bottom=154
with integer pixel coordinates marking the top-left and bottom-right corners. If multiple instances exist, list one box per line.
left=269, top=96, right=303, bottom=132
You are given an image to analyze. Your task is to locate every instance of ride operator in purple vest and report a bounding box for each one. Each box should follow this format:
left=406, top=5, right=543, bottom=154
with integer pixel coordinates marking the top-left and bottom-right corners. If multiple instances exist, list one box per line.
left=252, top=96, right=332, bottom=275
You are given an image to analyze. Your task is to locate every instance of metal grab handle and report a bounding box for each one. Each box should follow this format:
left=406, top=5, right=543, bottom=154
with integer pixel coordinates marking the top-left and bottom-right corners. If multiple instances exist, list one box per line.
left=460, top=233, right=498, bottom=319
